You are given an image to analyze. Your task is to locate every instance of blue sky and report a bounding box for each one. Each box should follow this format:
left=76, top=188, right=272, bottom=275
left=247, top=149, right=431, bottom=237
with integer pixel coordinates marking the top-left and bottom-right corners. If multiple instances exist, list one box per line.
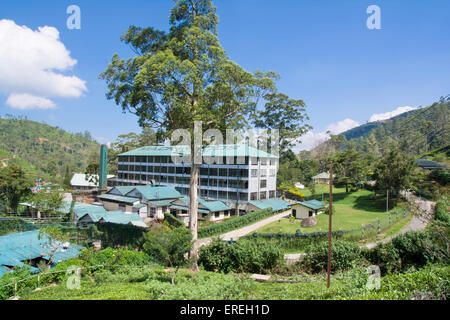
left=0, top=0, right=449, bottom=150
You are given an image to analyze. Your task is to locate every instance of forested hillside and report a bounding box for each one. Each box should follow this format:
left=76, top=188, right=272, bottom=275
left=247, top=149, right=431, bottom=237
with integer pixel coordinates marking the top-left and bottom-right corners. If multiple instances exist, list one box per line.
left=313, top=96, right=449, bottom=158
left=0, top=115, right=100, bottom=183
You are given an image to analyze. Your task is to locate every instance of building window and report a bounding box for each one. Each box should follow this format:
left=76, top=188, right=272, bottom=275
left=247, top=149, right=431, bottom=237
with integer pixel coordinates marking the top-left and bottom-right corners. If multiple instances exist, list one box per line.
left=250, top=192, right=257, bottom=200
left=269, top=190, right=275, bottom=198
left=251, top=157, right=258, bottom=165
left=251, top=169, right=257, bottom=177
left=260, top=158, right=267, bottom=165
left=260, top=169, right=267, bottom=177
left=269, top=169, right=276, bottom=177
left=260, top=192, right=267, bottom=200
left=215, top=212, right=220, bottom=218
left=260, top=180, right=267, bottom=188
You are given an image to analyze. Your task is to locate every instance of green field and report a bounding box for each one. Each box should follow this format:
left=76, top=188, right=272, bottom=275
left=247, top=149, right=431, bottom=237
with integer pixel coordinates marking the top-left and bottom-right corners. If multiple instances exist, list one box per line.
left=259, top=188, right=404, bottom=234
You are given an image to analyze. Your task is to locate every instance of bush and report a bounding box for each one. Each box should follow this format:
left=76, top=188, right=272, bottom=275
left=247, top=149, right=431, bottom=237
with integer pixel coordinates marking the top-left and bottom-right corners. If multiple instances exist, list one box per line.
left=198, top=208, right=273, bottom=238
left=434, top=197, right=449, bottom=223
left=164, top=212, right=185, bottom=228
left=302, top=240, right=362, bottom=273
left=80, top=248, right=151, bottom=270
left=365, top=231, right=445, bottom=274
left=199, top=239, right=283, bottom=274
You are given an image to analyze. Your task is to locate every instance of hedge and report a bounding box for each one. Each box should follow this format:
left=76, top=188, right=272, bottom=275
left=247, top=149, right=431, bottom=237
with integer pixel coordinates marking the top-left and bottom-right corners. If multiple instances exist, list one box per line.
left=198, top=208, right=273, bottom=238
left=164, top=212, right=185, bottom=228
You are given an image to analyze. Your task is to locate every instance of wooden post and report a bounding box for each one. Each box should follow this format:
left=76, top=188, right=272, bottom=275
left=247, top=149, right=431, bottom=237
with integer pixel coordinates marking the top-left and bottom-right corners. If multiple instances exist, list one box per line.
left=327, top=162, right=333, bottom=289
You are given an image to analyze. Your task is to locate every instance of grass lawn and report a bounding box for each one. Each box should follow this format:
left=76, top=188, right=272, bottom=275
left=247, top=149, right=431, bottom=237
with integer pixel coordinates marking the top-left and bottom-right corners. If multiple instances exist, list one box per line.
left=258, top=188, right=402, bottom=234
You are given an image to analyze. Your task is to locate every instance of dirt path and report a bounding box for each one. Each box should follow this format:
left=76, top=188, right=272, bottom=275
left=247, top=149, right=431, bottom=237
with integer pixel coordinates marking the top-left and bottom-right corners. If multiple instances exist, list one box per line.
left=198, top=210, right=292, bottom=247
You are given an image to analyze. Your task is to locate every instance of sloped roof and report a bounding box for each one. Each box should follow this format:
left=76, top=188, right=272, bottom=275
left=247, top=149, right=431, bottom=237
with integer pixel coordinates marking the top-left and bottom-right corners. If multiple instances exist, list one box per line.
left=298, top=200, right=326, bottom=210
left=119, top=144, right=278, bottom=158
left=79, top=211, right=147, bottom=227
left=0, top=230, right=83, bottom=272
left=107, top=186, right=136, bottom=196
left=130, top=186, right=182, bottom=200
left=98, top=194, right=140, bottom=204
left=171, top=197, right=231, bottom=213
left=249, top=198, right=291, bottom=212
left=312, top=172, right=333, bottom=179
left=415, top=159, right=446, bottom=169
left=147, top=199, right=175, bottom=207
left=70, top=173, right=115, bottom=187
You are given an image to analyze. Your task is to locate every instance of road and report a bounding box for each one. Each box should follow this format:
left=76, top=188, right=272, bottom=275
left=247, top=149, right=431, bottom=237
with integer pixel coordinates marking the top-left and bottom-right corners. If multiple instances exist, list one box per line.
left=198, top=210, right=292, bottom=247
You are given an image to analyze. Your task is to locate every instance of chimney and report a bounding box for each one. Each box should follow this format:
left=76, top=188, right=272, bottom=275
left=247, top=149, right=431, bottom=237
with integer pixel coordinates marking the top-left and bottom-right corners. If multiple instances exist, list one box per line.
left=99, top=144, right=108, bottom=189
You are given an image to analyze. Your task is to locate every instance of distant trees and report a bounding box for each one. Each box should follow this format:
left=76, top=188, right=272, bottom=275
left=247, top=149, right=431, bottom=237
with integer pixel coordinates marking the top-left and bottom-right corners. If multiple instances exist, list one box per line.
left=29, top=190, right=64, bottom=218
left=0, top=164, right=32, bottom=214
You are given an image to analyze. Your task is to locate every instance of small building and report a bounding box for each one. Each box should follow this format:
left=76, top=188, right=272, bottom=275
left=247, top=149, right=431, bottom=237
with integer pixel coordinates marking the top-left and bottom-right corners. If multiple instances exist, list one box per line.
left=291, top=200, right=326, bottom=219
left=312, top=172, right=334, bottom=184
left=415, top=159, right=446, bottom=171
left=70, top=173, right=115, bottom=191
left=248, top=198, right=291, bottom=214
left=170, top=196, right=232, bottom=226
left=77, top=211, right=147, bottom=228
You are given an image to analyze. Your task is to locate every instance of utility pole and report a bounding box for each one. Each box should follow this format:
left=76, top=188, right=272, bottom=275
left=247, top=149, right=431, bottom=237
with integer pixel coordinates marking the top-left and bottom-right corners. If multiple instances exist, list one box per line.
left=386, top=189, right=389, bottom=213
left=327, top=162, right=333, bottom=289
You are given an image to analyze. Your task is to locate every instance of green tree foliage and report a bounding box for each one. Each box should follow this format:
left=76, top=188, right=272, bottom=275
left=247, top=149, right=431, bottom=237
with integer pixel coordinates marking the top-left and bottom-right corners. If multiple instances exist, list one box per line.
left=253, top=92, right=310, bottom=161
left=374, top=148, right=414, bottom=198
left=0, top=164, right=32, bottom=214
left=142, top=224, right=192, bottom=284
left=28, top=190, right=64, bottom=218
left=0, top=116, right=99, bottom=182
left=334, top=148, right=364, bottom=193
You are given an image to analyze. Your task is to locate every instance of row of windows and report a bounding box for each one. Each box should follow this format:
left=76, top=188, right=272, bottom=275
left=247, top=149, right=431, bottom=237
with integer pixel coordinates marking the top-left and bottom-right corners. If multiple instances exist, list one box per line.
left=118, top=165, right=252, bottom=178
left=250, top=190, right=276, bottom=200
left=250, top=169, right=276, bottom=177
left=119, top=155, right=278, bottom=166
left=117, top=173, right=250, bottom=190
left=176, top=187, right=249, bottom=202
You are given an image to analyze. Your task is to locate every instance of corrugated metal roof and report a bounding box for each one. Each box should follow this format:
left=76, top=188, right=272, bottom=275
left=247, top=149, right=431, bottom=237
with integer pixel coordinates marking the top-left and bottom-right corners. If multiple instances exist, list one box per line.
left=70, top=173, right=115, bottom=187
left=298, top=200, right=326, bottom=210
left=147, top=199, right=174, bottom=207
left=312, top=172, right=333, bottom=179
left=249, top=198, right=291, bottom=212
left=0, top=230, right=83, bottom=271
left=119, top=144, right=278, bottom=158
left=79, top=211, right=147, bottom=227
left=98, top=194, right=139, bottom=204
left=177, top=196, right=230, bottom=212
left=170, top=205, right=210, bottom=214
left=130, top=186, right=182, bottom=200
left=108, top=186, right=137, bottom=196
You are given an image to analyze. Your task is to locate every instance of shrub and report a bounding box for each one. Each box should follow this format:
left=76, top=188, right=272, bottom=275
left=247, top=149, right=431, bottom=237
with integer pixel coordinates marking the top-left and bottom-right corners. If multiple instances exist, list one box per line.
left=365, top=231, right=445, bottom=274
left=434, top=197, right=449, bottom=223
left=164, top=212, right=185, bottom=228
left=198, top=208, right=273, bottom=238
left=302, top=240, right=362, bottom=273
left=80, top=248, right=151, bottom=269
left=198, top=239, right=234, bottom=273
left=199, top=239, right=283, bottom=274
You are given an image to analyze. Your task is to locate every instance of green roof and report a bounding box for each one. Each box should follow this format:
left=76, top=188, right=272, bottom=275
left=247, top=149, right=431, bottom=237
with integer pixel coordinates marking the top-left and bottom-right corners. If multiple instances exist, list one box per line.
left=312, top=172, right=332, bottom=179
left=249, top=198, right=291, bottom=212
left=129, top=186, right=182, bottom=200
left=119, top=144, right=278, bottom=158
left=173, top=197, right=230, bottom=213
left=298, top=200, right=326, bottom=210
left=108, top=186, right=137, bottom=196
left=170, top=205, right=210, bottom=214
left=79, top=211, right=146, bottom=227
left=98, top=194, right=140, bottom=204
left=0, top=230, right=83, bottom=272
left=415, top=159, right=446, bottom=169
left=147, top=199, right=175, bottom=207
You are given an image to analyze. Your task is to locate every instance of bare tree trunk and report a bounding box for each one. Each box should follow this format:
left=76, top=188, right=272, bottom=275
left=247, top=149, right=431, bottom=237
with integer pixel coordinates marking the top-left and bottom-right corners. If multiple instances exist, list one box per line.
left=189, top=160, right=199, bottom=271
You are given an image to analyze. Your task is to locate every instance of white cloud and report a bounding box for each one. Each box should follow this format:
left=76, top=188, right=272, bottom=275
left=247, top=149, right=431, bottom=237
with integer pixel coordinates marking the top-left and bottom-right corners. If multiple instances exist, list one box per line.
left=369, top=106, right=417, bottom=122
left=326, top=118, right=360, bottom=135
left=6, top=93, right=56, bottom=110
left=0, top=19, right=86, bottom=109
left=292, top=118, right=360, bottom=152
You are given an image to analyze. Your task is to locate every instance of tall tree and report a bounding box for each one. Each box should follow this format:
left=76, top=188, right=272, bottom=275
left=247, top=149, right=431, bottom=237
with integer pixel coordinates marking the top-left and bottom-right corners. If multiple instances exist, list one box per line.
left=100, top=0, right=284, bottom=268
left=374, top=148, right=414, bottom=199
left=334, top=148, right=364, bottom=193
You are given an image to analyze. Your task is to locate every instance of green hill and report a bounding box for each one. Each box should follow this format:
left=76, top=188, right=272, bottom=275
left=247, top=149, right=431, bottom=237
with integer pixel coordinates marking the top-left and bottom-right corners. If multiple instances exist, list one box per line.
left=0, top=115, right=100, bottom=183
left=313, top=96, right=449, bottom=157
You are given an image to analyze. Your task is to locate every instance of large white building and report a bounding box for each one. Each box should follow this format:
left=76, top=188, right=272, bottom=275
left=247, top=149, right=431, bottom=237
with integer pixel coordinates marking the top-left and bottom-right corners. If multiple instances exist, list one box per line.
left=114, top=144, right=279, bottom=214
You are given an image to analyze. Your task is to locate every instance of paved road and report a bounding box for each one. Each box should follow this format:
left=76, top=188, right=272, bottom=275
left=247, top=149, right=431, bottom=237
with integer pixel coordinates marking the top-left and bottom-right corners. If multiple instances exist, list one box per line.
left=198, top=210, right=292, bottom=247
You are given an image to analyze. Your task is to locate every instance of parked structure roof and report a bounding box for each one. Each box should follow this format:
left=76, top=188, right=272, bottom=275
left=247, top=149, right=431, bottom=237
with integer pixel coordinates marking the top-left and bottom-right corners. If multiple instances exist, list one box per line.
left=249, top=198, right=291, bottom=212
left=298, top=200, right=326, bottom=210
